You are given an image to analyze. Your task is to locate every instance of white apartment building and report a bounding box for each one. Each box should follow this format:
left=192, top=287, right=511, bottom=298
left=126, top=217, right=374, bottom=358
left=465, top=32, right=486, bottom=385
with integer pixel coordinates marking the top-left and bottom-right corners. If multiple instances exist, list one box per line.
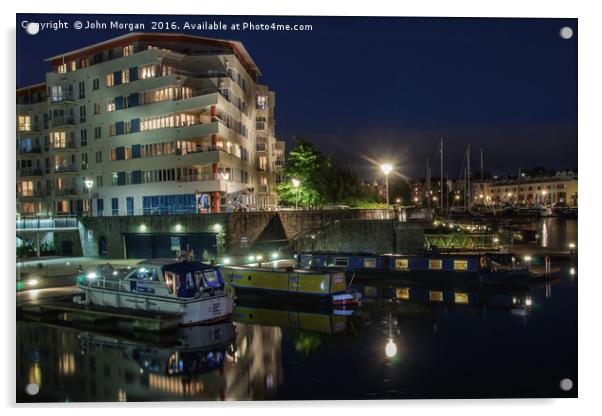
left=17, top=33, right=285, bottom=217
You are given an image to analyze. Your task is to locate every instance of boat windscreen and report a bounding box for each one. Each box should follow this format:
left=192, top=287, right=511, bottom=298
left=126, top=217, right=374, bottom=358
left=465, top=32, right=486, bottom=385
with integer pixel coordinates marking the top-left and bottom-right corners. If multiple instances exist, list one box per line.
left=201, top=269, right=223, bottom=288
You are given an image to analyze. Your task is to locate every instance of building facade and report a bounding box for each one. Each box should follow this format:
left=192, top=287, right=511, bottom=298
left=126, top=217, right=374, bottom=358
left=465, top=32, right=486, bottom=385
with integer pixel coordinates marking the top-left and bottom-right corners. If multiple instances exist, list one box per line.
left=472, top=172, right=578, bottom=206
left=17, top=33, right=285, bottom=218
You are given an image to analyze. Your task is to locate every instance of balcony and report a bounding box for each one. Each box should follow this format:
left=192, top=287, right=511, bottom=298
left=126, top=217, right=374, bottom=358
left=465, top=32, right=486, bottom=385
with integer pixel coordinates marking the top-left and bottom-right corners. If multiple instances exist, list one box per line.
left=50, top=92, right=75, bottom=105
left=54, top=164, right=79, bottom=174
left=18, top=146, right=42, bottom=155
left=178, top=173, right=220, bottom=183
left=19, top=168, right=43, bottom=178
left=18, top=123, right=43, bottom=134
left=50, top=116, right=76, bottom=128
left=255, top=122, right=267, bottom=131
left=51, top=140, right=78, bottom=152
left=54, top=188, right=78, bottom=197
left=18, top=190, right=46, bottom=199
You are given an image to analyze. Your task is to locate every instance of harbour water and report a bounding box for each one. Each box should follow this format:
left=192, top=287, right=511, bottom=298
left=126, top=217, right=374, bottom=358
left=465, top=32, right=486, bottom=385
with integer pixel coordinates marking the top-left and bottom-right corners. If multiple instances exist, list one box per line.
left=16, top=219, right=577, bottom=401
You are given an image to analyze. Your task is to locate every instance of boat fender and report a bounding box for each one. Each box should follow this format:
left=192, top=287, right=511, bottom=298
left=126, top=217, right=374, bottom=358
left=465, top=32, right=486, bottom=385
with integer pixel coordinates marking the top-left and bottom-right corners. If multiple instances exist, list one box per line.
left=225, top=284, right=236, bottom=299
left=480, top=256, right=487, bottom=269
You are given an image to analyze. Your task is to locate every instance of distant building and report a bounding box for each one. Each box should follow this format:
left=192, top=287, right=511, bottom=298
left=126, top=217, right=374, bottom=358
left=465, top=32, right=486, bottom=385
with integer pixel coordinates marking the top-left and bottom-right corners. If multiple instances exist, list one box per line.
left=472, top=172, right=578, bottom=206
left=16, top=32, right=285, bottom=217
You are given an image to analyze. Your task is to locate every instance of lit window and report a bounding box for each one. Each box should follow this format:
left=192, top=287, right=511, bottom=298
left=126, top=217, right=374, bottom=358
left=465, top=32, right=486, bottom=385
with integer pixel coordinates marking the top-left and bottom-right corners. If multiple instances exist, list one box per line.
left=122, top=44, right=134, bottom=57
left=18, top=116, right=31, bottom=131
left=106, top=73, right=115, bottom=87
left=107, top=99, right=115, bottom=112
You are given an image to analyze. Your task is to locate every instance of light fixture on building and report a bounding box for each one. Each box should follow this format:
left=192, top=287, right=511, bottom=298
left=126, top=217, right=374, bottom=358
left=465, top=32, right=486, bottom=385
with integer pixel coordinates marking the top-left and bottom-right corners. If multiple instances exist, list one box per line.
left=139, top=224, right=147, bottom=232
left=175, top=224, right=182, bottom=232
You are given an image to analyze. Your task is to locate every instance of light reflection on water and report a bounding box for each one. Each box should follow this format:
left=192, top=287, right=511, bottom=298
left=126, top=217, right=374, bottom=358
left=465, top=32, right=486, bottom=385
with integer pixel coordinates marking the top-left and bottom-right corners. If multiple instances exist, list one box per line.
left=17, top=220, right=577, bottom=401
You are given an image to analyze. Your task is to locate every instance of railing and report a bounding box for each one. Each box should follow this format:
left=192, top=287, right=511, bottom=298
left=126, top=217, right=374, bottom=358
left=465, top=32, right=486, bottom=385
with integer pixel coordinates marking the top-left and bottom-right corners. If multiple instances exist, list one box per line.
left=52, top=140, right=78, bottom=150
left=54, top=164, right=79, bottom=173
left=255, top=122, right=267, bottom=131
left=50, top=116, right=76, bottom=127
left=19, top=168, right=43, bottom=177
left=18, top=124, right=42, bottom=133
left=16, top=217, right=78, bottom=230
left=18, top=146, right=42, bottom=154
left=50, top=93, right=75, bottom=103
left=54, top=188, right=78, bottom=196
left=178, top=173, right=221, bottom=182
left=18, top=190, right=46, bottom=198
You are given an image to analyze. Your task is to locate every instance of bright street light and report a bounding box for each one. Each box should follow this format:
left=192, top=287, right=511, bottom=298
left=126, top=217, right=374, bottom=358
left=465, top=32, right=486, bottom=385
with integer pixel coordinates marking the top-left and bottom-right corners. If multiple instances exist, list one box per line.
left=380, top=164, right=393, bottom=212
left=292, top=178, right=300, bottom=209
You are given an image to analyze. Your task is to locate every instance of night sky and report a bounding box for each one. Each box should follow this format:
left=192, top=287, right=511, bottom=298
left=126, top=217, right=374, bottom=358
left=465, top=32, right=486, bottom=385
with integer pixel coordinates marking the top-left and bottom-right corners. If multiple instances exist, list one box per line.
left=16, top=14, right=578, bottom=180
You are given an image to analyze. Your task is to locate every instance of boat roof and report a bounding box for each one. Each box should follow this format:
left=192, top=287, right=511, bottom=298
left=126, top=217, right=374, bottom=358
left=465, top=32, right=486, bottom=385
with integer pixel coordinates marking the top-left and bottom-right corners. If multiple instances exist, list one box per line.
left=137, top=258, right=181, bottom=266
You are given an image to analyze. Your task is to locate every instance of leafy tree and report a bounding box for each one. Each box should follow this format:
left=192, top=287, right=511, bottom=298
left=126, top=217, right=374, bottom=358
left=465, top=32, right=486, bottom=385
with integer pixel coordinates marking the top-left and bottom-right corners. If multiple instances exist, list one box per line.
left=277, top=138, right=325, bottom=207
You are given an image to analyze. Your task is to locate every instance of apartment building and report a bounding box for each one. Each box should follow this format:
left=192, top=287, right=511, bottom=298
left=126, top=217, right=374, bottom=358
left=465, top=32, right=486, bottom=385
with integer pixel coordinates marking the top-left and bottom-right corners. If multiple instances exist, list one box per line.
left=472, top=172, right=578, bottom=206
left=16, top=33, right=285, bottom=217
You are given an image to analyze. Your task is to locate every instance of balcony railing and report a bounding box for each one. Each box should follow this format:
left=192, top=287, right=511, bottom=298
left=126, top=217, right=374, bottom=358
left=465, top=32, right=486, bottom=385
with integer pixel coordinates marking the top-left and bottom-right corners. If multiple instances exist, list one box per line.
left=16, top=217, right=78, bottom=230
left=54, top=188, right=78, bottom=196
left=54, top=164, right=79, bottom=173
left=178, top=173, right=221, bottom=182
left=50, top=116, right=76, bottom=127
left=52, top=140, right=78, bottom=150
left=19, top=190, right=46, bottom=198
left=19, top=168, right=43, bottom=177
left=18, top=146, right=42, bottom=155
left=50, top=93, right=75, bottom=103
left=18, top=123, right=42, bottom=133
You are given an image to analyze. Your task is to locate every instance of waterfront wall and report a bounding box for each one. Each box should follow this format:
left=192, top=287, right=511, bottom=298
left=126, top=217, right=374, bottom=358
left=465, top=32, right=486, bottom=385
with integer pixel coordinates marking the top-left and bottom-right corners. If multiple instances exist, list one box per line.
left=73, top=209, right=424, bottom=258
left=292, top=219, right=425, bottom=254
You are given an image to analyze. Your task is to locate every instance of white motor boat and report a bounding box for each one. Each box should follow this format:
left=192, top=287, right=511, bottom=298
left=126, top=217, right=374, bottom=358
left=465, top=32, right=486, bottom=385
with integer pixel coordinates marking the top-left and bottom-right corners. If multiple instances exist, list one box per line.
left=77, top=259, right=234, bottom=325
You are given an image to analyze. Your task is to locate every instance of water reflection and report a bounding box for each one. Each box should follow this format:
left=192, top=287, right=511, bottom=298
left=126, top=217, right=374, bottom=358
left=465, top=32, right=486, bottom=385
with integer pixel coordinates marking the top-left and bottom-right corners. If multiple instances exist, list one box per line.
left=17, top=259, right=577, bottom=401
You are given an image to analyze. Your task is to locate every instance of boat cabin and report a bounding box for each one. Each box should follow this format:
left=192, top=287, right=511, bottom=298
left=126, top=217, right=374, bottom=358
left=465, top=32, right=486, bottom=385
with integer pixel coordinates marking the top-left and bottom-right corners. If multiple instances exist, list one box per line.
left=124, top=259, right=225, bottom=298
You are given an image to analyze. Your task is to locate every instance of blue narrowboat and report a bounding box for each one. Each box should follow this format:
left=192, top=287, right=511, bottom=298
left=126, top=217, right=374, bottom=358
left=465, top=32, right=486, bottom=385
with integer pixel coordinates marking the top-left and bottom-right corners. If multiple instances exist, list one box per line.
left=296, top=252, right=536, bottom=283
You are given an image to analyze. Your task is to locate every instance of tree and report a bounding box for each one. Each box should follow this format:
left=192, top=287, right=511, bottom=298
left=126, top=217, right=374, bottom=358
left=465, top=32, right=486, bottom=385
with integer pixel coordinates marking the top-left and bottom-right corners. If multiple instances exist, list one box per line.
left=277, top=138, right=325, bottom=207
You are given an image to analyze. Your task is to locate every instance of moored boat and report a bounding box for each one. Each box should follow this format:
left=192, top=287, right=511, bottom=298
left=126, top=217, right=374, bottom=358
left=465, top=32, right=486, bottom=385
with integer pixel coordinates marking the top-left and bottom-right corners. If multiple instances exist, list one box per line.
left=296, top=252, right=538, bottom=284
left=76, top=259, right=234, bottom=325
left=220, top=265, right=359, bottom=306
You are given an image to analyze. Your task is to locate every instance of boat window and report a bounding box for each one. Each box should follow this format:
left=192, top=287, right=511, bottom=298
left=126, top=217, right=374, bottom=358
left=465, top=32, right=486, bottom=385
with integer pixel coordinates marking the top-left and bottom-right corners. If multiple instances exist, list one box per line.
left=396, top=287, right=410, bottom=300
left=185, top=272, right=195, bottom=289
left=454, top=292, right=469, bottom=304
left=363, top=258, right=377, bottom=268
left=453, top=260, right=468, bottom=271
left=202, top=270, right=222, bottom=288
left=429, top=291, right=444, bottom=302
left=429, top=260, right=443, bottom=270
left=395, top=258, right=409, bottom=269
left=334, top=257, right=349, bottom=267
left=136, top=267, right=159, bottom=281
left=164, top=272, right=176, bottom=294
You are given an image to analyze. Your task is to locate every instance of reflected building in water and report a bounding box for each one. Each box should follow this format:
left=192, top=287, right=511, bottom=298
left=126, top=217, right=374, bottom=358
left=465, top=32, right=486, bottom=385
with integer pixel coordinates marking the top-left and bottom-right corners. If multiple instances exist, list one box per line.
left=17, top=319, right=283, bottom=402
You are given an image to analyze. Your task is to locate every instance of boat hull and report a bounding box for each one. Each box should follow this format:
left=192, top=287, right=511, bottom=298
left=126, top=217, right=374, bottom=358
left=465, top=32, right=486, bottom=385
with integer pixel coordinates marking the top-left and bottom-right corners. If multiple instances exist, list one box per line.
left=82, top=286, right=234, bottom=325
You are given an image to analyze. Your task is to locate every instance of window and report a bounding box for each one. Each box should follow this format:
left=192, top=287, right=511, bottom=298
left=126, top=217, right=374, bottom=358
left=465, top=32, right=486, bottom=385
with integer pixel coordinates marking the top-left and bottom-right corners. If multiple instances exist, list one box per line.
left=107, top=99, right=115, bottom=112
left=95, top=151, right=102, bottom=163
left=106, top=73, right=115, bottom=87
left=80, top=129, right=88, bottom=147
left=139, top=64, right=156, bottom=79
left=79, top=105, right=86, bottom=123
left=256, top=95, right=268, bottom=110
left=96, top=198, right=104, bottom=216
left=94, top=127, right=102, bottom=139
left=126, top=197, right=134, bottom=215
left=122, top=69, right=130, bottom=84
left=78, top=81, right=85, bottom=99
left=92, top=78, right=100, bottom=90
left=94, top=103, right=101, bottom=115
left=18, top=116, right=31, bottom=131
left=81, top=153, right=88, bottom=170
left=96, top=175, right=103, bottom=187
left=122, top=45, right=134, bottom=56
left=57, top=63, right=67, bottom=74
left=111, top=198, right=118, bottom=216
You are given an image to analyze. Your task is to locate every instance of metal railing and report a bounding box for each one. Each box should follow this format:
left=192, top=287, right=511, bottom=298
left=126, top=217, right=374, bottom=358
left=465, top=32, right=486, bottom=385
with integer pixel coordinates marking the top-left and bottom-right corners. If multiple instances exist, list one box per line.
left=54, top=164, right=79, bottom=173
left=54, top=188, right=78, bottom=196
left=16, top=217, right=78, bottom=230
left=18, top=146, right=42, bottom=155
left=52, top=140, right=78, bottom=150
left=50, top=116, right=76, bottom=127
left=19, top=168, right=43, bottom=177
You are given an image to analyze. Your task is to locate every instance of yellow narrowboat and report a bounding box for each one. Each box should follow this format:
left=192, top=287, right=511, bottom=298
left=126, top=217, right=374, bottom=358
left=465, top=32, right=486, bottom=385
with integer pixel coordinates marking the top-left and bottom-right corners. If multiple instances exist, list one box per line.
left=220, top=266, right=359, bottom=306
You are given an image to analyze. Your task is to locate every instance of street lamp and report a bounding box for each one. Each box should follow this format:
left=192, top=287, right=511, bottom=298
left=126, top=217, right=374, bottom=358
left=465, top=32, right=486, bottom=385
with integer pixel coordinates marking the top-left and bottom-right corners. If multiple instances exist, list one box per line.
left=292, top=178, right=300, bottom=210
left=380, top=164, right=393, bottom=213
left=84, top=178, right=94, bottom=216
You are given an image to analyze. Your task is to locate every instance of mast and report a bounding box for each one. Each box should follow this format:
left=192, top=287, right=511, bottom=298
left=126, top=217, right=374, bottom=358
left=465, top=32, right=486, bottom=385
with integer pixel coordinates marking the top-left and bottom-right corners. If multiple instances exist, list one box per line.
left=440, top=138, right=444, bottom=210
left=426, top=157, right=431, bottom=209
left=466, top=144, right=472, bottom=210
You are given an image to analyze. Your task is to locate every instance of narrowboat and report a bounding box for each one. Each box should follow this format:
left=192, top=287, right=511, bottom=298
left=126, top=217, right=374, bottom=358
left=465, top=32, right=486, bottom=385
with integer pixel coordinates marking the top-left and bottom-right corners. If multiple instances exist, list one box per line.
left=296, top=252, right=537, bottom=283
left=220, top=265, right=359, bottom=306
left=76, top=259, right=234, bottom=325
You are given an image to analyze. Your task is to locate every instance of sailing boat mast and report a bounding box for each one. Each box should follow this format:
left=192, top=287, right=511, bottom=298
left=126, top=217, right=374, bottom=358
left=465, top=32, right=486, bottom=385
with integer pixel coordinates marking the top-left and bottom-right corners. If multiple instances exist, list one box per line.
left=440, top=138, right=444, bottom=211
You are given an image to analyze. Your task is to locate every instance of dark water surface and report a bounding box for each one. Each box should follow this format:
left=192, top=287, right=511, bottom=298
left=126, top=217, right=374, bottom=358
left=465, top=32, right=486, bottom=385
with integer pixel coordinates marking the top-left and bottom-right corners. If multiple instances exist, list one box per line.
left=17, top=220, right=577, bottom=401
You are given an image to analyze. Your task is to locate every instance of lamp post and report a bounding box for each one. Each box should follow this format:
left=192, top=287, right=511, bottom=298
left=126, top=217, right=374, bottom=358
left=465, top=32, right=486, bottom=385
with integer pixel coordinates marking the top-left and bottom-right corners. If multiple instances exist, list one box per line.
left=84, top=178, right=94, bottom=216
left=380, top=164, right=393, bottom=217
left=292, top=178, right=300, bottom=210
